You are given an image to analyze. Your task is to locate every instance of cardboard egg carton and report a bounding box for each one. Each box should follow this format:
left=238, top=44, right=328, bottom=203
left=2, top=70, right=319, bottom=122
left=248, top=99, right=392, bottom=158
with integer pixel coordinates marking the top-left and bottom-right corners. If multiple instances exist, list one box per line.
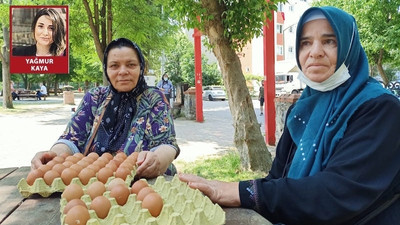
left=61, top=175, right=225, bottom=225
left=17, top=170, right=135, bottom=198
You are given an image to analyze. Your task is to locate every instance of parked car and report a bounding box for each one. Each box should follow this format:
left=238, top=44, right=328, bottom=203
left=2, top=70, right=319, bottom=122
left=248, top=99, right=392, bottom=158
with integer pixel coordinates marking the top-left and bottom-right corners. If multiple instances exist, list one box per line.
left=203, top=86, right=226, bottom=101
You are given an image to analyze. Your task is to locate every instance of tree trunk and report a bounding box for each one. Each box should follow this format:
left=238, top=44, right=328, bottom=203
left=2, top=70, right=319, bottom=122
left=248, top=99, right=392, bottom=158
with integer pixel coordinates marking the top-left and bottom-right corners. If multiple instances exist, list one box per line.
left=376, top=49, right=389, bottom=86
left=200, top=0, right=272, bottom=172
left=1, top=26, right=13, bottom=109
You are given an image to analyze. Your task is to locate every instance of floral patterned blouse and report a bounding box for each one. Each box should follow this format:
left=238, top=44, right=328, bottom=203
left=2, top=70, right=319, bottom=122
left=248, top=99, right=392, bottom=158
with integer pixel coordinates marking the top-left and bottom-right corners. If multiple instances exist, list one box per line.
left=55, top=86, right=179, bottom=164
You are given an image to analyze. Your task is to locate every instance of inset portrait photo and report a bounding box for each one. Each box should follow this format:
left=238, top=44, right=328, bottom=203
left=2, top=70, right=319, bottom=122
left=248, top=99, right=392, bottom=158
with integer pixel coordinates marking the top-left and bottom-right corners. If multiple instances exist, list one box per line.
left=10, top=6, right=69, bottom=74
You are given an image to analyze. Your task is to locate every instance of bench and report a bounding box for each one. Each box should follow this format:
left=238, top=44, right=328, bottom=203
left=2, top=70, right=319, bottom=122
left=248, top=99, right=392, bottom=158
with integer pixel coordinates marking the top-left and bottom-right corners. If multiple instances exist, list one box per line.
left=17, top=90, right=47, bottom=100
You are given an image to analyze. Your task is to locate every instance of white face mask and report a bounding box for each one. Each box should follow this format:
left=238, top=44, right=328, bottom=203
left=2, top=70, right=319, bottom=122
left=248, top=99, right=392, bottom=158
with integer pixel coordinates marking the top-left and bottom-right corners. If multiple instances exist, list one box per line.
left=163, top=77, right=168, bottom=81
left=298, top=63, right=351, bottom=92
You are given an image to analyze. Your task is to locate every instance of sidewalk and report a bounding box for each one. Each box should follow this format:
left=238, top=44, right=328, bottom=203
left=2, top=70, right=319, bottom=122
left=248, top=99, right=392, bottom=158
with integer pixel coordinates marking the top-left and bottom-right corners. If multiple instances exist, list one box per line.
left=0, top=94, right=273, bottom=169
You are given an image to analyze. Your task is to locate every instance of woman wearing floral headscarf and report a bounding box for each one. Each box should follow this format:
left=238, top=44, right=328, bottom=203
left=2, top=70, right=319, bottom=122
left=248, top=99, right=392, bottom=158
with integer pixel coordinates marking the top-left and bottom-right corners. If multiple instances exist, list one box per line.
left=180, top=7, right=400, bottom=224
left=32, top=38, right=179, bottom=178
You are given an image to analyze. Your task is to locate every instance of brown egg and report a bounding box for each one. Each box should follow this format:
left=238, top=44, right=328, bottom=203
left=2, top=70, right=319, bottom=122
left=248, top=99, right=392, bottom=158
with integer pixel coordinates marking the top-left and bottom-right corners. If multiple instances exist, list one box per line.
left=127, top=152, right=139, bottom=164
left=120, top=160, right=134, bottom=170
left=87, top=181, right=106, bottom=200
left=26, top=169, right=44, bottom=185
left=109, top=184, right=130, bottom=206
left=52, top=163, right=66, bottom=175
left=86, top=164, right=101, bottom=173
left=62, top=183, right=84, bottom=202
left=61, top=168, right=79, bottom=185
left=38, top=164, right=52, bottom=174
left=97, top=167, right=114, bottom=184
left=93, top=158, right=107, bottom=168
left=111, top=158, right=122, bottom=167
left=137, top=186, right=155, bottom=201
left=142, top=192, right=163, bottom=217
left=43, top=170, right=60, bottom=185
left=105, top=161, right=118, bottom=172
left=90, top=195, right=111, bottom=219
left=62, top=160, right=74, bottom=168
left=52, top=156, right=65, bottom=164
left=87, top=152, right=99, bottom=160
left=101, top=152, right=113, bottom=161
left=65, top=155, right=80, bottom=164
left=130, top=179, right=148, bottom=195
left=107, top=178, right=126, bottom=191
left=115, top=166, right=131, bottom=180
left=69, top=164, right=84, bottom=173
left=115, top=152, right=127, bottom=160
left=76, top=160, right=90, bottom=168
left=78, top=167, right=96, bottom=185
left=73, top=152, right=85, bottom=159
left=64, top=205, right=90, bottom=225
left=45, top=160, right=57, bottom=169
left=63, top=198, right=87, bottom=214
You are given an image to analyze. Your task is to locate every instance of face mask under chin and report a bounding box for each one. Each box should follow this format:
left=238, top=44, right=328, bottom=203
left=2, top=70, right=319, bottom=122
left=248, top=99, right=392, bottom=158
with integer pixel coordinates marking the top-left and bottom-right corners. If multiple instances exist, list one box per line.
left=298, top=63, right=351, bottom=92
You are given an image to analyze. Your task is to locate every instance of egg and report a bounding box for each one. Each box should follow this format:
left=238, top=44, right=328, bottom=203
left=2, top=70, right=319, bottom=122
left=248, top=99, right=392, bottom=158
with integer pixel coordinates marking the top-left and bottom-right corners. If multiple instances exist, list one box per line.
left=62, top=183, right=84, bottom=202
left=69, top=164, right=84, bottom=173
left=65, top=155, right=79, bottom=164
left=78, top=167, right=96, bottom=185
left=120, top=160, right=134, bottom=170
left=115, top=166, right=131, bottom=180
left=86, top=181, right=106, bottom=200
left=64, top=205, right=90, bottom=225
left=127, top=152, right=139, bottom=164
left=63, top=198, right=87, bottom=214
left=109, top=183, right=130, bottom=206
left=92, top=158, right=107, bottom=168
left=52, top=163, right=66, bottom=175
left=43, top=170, right=60, bottom=185
left=45, top=160, right=56, bottom=169
left=26, top=169, right=44, bottom=185
left=87, top=152, right=99, bottom=160
left=52, top=156, right=65, bottom=164
left=107, top=177, right=126, bottom=191
left=86, top=164, right=101, bottom=173
left=115, top=152, right=127, bottom=160
left=73, top=152, right=85, bottom=159
left=62, top=160, right=74, bottom=168
left=142, top=192, right=163, bottom=217
left=38, top=164, right=52, bottom=174
left=90, top=195, right=111, bottom=219
left=61, top=168, right=79, bottom=185
left=105, top=161, right=118, bottom=172
left=101, top=152, right=113, bottom=161
left=76, top=160, right=90, bottom=168
left=97, top=167, right=114, bottom=184
left=130, top=179, right=148, bottom=194
left=137, top=186, right=155, bottom=201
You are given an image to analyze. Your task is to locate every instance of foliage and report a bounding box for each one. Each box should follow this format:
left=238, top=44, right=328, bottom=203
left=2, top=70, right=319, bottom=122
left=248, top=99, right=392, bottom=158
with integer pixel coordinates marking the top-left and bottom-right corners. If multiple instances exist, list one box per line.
left=179, top=151, right=267, bottom=182
left=244, top=73, right=263, bottom=81
left=164, top=31, right=222, bottom=86
left=165, top=0, right=285, bottom=52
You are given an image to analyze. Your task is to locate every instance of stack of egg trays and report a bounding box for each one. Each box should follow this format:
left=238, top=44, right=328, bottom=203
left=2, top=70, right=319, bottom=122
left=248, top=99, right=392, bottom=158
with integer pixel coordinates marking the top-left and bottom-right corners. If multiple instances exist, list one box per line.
left=60, top=175, right=225, bottom=225
left=17, top=169, right=135, bottom=198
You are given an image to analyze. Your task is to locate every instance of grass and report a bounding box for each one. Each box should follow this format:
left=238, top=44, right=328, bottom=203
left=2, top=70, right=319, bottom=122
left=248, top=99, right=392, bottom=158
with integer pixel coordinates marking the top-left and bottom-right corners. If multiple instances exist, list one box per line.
left=178, top=151, right=267, bottom=182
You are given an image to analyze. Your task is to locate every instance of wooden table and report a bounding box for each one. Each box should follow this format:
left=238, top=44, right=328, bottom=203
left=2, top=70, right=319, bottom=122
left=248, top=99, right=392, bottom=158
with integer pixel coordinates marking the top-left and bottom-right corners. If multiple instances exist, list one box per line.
left=0, top=167, right=272, bottom=225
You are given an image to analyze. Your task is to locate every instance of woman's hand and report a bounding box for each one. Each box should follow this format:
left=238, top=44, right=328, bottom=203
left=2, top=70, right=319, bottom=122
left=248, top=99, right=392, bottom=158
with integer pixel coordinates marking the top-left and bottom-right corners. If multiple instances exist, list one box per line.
left=31, top=151, right=57, bottom=170
left=31, top=143, right=73, bottom=170
left=135, top=145, right=176, bottom=178
left=179, top=173, right=241, bottom=207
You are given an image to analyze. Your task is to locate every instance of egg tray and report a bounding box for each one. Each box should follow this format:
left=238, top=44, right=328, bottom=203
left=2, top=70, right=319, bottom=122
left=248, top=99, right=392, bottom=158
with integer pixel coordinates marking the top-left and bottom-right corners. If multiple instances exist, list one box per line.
left=17, top=170, right=135, bottom=198
left=61, top=175, right=225, bottom=225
